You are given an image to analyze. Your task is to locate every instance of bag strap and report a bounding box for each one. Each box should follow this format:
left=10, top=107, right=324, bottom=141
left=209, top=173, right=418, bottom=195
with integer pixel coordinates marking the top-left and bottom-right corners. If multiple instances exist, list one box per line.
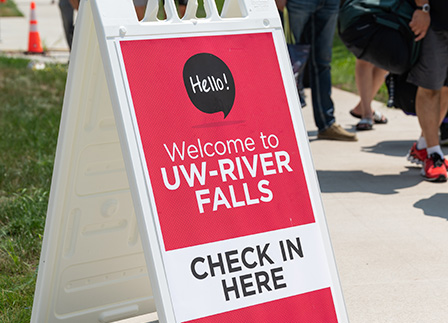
left=283, top=7, right=296, bottom=45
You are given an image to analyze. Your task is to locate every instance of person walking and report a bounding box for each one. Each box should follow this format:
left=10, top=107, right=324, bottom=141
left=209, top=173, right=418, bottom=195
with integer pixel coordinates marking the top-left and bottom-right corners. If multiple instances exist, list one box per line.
left=287, top=0, right=357, bottom=141
left=407, top=0, right=448, bottom=182
left=58, top=0, right=78, bottom=50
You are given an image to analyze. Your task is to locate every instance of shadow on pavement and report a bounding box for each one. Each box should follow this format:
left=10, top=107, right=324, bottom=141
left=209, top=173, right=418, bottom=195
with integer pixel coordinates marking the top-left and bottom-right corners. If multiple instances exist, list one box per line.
left=307, top=130, right=318, bottom=140
left=317, top=167, right=422, bottom=195
left=414, top=193, right=448, bottom=220
left=363, top=140, right=448, bottom=157
left=362, top=140, right=415, bottom=157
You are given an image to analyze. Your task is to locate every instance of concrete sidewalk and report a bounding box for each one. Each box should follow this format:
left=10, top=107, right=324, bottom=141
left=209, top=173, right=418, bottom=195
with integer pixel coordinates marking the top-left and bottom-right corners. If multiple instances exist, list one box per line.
left=0, top=0, right=70, bottom=62
left=303, top=89, right=448, bottom=322
left=1, top=2, right=448, bottom=322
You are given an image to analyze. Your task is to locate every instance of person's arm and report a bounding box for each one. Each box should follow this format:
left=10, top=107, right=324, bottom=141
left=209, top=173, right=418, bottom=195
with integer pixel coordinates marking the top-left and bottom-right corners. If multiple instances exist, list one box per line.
left=409, top=0, right=431, bottom=41
left=275, top=0, right=287, bottom=11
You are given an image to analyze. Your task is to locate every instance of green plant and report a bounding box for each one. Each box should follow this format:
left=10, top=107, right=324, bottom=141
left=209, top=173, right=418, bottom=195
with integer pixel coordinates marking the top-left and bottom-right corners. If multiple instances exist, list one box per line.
left=0, top=58, right=66, bottom=195
left=0, top=55, right=67, bottom=322
left=0, top=0, right=23, bottom=17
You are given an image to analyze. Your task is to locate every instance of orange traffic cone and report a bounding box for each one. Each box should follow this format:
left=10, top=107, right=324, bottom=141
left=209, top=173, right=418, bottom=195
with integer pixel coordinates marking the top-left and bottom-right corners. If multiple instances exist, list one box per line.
left=27, top=1, right=44, bottom=54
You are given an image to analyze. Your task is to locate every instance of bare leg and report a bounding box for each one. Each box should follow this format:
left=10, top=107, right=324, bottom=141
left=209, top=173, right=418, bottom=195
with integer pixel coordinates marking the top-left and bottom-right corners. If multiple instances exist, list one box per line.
left=415, top=87, right=448, bottom=148
left=371, top=64, right=387, bottom=97
left=439, top=86, right=448, bottom=124
left=355, top=60, right=374, bottom=119
left=353, top=59, right=387, bottom=118
left=178, top=4, right=186, bottom=17
left=416, top=87, right=441, bottom=148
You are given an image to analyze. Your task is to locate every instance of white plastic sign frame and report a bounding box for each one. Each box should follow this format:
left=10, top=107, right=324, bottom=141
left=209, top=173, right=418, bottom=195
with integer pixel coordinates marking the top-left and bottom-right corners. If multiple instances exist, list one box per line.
left=31, top=0, right=348, bottom=322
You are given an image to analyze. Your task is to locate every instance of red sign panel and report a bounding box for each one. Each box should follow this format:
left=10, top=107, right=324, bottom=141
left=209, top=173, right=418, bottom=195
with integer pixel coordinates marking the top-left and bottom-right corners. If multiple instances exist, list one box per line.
left=120, top=33, right=314, bottom=251
left=184, top=288, right=337, bottom=323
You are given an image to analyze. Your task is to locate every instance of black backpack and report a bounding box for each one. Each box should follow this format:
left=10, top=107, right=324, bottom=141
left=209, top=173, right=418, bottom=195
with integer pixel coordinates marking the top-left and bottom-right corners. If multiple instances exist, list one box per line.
left=385, top=73, right=448, bottom=122
left=338, top=0, right=420, bottom=74
left=385, top=73, right=416, bottom=114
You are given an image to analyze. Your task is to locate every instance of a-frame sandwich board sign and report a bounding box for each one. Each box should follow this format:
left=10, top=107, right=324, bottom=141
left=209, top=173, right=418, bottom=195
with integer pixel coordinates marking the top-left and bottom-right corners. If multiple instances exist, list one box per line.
left=31, top=0, right=349, bottom=322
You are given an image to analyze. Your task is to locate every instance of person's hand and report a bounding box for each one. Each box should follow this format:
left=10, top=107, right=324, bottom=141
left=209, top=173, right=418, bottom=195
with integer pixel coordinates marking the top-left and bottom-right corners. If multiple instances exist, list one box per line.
left=409, top=9, right=430, bottom=41
left=69, top=0, right=79, bottom=10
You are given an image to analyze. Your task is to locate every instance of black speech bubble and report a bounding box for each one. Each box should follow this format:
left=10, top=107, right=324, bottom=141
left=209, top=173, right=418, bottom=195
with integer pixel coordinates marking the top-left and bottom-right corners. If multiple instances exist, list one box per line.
left=183, top=53, right=235, bottom=118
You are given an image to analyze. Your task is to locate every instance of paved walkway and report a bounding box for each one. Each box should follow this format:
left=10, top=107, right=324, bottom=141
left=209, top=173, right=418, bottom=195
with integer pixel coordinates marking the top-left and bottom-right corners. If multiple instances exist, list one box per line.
left=304, top=90, right=448, bottom=323
left=0, top=0, right=70, bottom=62
left=1, top=2, right=448, bottom=322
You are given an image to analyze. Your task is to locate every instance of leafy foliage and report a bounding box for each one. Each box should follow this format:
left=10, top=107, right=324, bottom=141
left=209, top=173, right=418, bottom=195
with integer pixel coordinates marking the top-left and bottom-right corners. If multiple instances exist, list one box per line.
left=0, top=0, right=23, bottom=17
left=0, top=55, right=67, bottom=322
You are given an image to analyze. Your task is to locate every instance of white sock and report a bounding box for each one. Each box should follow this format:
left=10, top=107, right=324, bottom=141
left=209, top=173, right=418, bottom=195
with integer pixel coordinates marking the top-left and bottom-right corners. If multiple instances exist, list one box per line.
left=427, top=145, right=444, bottom=158
left=416, top=136, right=427, bottom=150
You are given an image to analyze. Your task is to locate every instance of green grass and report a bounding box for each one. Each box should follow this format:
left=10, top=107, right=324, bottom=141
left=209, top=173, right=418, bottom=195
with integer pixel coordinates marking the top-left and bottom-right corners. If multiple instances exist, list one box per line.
left=0, top=0, right=23, bottom=17
left=332, top=33, right=357, bottom=93
left=0, top=56, right=67, bottom=323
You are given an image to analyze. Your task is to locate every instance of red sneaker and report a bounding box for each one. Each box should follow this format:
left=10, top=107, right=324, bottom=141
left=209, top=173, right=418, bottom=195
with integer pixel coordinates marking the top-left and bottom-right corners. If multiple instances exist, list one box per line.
left=407, top=142, right=427, bottom=165
left=422, top=153, right=447, bottom=182
left=407, top=143, right=448, bottom=168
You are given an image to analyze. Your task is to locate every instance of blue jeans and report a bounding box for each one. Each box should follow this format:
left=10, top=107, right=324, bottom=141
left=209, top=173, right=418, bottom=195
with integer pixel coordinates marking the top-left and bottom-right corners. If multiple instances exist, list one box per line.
left=287, top=0, right=339, bottom=131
